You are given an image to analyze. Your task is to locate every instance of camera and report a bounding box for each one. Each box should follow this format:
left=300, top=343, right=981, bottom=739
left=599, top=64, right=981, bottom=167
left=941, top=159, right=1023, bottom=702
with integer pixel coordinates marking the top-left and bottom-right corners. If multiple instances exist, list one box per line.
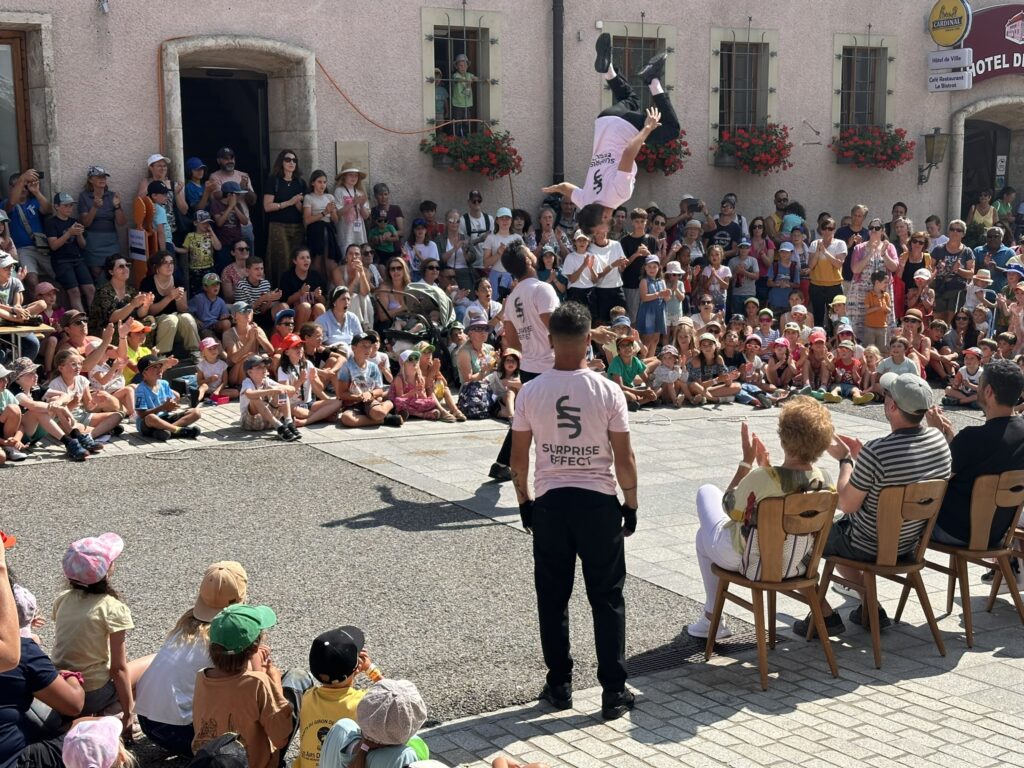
left=687, top=201, right=700, bottom=213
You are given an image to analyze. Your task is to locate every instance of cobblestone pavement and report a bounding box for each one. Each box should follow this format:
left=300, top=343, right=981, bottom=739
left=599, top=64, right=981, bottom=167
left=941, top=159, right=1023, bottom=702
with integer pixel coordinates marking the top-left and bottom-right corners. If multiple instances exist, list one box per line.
left=12, top=399, right=1024, bottom=767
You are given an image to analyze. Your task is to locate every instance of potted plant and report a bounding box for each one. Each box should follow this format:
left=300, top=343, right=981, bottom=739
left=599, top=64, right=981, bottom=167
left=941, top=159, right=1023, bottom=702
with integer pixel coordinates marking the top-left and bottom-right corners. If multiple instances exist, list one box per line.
left=829, top=125, right=917, bottom=170
left=637, top=129, right=691, bottom=176
left=711, top=124, right=793, bottom=175
left=419, top=129, right=523, bottom=180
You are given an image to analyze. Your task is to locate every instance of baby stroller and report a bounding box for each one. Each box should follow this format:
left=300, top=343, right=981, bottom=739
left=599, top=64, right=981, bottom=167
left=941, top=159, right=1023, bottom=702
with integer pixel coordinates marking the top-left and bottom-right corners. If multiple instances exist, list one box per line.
left=376, top=284, right=458, bottom=382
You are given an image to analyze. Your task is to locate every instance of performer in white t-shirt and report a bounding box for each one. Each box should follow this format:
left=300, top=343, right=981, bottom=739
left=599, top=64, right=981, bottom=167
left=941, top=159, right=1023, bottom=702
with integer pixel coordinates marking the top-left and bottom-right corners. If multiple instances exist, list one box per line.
left=542, top=33, right=681, bottom=236
left=489, top=242, right=561, bottom=481
left=510, top=299, right=639, bottom=722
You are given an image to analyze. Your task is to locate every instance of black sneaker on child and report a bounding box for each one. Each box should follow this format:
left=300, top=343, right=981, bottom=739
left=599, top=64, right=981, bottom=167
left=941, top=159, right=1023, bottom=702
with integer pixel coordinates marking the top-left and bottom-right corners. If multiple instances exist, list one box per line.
left=539, top=682, right=572, bottom=711
left=64, top=438, right=88, bottom=462
left=276, top=424, right=298, bottom=442
left=76, top=434, right=103, bottom=454
left=594, top=32, right=611, bottom=74
left=792, top=611, right=846, bottom=640
left=601, top=689, right=636, bottom=721
left=110, top=424, right=124, bottom=437
left=382, top=413, right=403, bottom=427
left=285, top=422, right=301, bottom=440
left=149, top=429, right=172, bottom=442
left=849, top=603, right=892, bottom=629
left=177, top=426, right=202, bottom=439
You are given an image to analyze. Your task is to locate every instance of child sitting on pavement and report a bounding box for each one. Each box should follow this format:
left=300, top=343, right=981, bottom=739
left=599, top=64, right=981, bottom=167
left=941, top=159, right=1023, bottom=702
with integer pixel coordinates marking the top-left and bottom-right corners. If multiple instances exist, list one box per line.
left=943, top=346, right=983, bottom=407
left=867, top=336, right=919, bottom=400
left=62, top=716, right=135, bottom=768
left=134, top=354, right=202, bottom=441
left=416, top=342, right=465, bottom=421
left=391, top=349, right=448, bottom=421
left=293, top=626, right=374, bottom=768
left=276, top=334, right=342, bottom=427
left=196, top=337, right=237, bottom=404
left=191, top=604, right=305, bottom=768
left=8, top=357, right=92, bottom=461
left=239, top=354, right=301, bottom=441
left=825, top=340, right=874, bottom=404
left=650, top=344, right=690, bottom=407
left=45, top=349, right=123, bottom=441
left=318, top=678, right=427, bottom=768
left=337, top=333, right=403, bottom=428
left=607, top=335, right=657, bottom=411
left=85, top=331, right=135, bottom=420
left=484, top=348, right=522, bottom=421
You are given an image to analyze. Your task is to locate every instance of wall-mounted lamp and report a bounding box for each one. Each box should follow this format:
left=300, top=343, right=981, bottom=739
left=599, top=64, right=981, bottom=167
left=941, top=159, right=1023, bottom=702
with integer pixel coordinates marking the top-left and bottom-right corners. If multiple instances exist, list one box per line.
left=918, top=127, right=949, bottom=185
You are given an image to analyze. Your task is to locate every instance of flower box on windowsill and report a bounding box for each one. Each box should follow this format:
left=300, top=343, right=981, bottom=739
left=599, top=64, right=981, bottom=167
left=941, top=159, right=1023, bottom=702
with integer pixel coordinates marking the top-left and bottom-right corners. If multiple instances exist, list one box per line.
left=835, top=154, right=856, bottom=166
left=713, top=151, right=737, bottom=168
left=432, top=153, right=453, bottom=170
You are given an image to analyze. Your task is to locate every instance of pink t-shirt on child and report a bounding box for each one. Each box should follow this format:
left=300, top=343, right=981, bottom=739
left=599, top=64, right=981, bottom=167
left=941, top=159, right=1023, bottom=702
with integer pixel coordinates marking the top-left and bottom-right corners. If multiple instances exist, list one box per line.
left=513, top=368, right=629, bottom=497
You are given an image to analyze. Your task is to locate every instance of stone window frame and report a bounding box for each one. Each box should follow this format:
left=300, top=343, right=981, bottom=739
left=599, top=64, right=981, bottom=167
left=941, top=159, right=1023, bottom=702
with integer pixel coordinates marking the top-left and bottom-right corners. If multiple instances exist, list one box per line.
left=831, top=33, right=898, bottom=133
left=597, top=21, right=677, bottom=112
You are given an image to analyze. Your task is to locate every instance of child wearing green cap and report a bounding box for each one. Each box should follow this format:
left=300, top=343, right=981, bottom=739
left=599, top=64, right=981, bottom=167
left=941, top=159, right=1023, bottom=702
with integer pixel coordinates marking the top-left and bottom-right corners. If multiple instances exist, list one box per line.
left=191, top=604, right=309, bottom=768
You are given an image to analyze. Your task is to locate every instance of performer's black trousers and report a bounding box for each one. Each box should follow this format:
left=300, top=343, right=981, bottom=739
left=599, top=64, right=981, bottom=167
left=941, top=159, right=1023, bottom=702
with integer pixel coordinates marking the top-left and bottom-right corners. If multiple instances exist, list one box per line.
left=495, top=368, right=541, bottom=466
left=599, top=74, right=680, bottom=145
left=533, top=487, right=628, bottom=695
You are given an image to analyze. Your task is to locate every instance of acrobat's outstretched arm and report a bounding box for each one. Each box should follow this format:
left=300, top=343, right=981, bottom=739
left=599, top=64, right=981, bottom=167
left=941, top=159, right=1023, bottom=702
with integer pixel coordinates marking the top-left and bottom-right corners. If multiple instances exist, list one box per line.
left=541, top=181, right=580, bottom=197
left=618, top=107, right=661, bottom=172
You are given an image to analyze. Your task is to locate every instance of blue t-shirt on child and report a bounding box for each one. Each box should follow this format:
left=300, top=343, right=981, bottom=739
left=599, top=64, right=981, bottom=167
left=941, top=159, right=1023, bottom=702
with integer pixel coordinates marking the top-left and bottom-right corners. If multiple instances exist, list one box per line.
left=135, top=379, right=175, bottom=428
left=337, top=358, right=383, bottom=393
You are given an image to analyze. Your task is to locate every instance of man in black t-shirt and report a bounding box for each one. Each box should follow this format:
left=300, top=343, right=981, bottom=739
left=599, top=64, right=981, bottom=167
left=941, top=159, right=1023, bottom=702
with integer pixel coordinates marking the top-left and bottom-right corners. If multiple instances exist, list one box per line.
left=928, top=359, right=1024, bottom=557
left=618, top=208, right=658, bottom=323
left=703, top=199, right=742, bottom=259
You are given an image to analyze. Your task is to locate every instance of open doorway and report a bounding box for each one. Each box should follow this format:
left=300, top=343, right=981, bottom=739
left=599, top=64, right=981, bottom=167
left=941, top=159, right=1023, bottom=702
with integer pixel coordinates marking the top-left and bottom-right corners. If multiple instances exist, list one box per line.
left=181, top=68, right=269, bottom=253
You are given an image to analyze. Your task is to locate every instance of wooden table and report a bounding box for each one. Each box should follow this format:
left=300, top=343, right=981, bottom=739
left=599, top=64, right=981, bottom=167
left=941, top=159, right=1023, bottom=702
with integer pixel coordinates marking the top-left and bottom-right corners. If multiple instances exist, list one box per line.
left=0, top=322, right=53, bottom=359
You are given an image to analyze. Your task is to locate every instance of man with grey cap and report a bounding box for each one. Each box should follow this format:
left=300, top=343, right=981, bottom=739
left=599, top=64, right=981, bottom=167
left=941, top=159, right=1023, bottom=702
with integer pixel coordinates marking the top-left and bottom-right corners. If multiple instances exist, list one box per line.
left=793, top=371, right=951, bottom=638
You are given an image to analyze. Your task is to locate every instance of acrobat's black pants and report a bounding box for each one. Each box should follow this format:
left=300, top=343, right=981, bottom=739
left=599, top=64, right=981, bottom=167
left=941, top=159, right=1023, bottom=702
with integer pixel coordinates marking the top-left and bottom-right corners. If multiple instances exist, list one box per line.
left=599, top=74, right=680, bottom=145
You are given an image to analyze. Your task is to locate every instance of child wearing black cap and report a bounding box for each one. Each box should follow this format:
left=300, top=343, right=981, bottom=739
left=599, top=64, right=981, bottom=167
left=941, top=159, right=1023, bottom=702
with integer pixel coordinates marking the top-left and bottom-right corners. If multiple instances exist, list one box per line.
left=134, top=353, right=202, bottom=440
left=294, top=626, right=373, bottom=768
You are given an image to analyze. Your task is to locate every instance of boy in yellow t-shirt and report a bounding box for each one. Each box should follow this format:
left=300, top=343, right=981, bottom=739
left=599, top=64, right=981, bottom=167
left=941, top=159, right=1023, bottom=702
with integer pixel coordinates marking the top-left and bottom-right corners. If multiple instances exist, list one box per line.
left=293, top=626, right=374, bottom=768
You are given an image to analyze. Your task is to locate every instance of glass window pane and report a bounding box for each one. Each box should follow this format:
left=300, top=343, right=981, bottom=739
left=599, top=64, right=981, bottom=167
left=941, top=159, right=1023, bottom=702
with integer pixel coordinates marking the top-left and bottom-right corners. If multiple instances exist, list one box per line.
left=0, top=45, right=22, bottom=179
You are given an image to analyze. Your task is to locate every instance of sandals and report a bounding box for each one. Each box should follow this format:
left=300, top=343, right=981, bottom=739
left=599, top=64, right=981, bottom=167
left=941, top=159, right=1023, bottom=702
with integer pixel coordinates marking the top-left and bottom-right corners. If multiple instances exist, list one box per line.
left=453, top=410, right=467, bottom=422
left=439, top=411, right=457, bottom=423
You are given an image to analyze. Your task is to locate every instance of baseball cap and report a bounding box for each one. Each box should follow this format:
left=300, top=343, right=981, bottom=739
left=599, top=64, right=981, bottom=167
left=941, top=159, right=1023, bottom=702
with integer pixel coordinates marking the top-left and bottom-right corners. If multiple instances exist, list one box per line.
left=744, top=334, right=762, bottom=345
left=201, top=272, right=220, bottom=286
left=351, top=331, right=378, bottom=346
left=185, top=156, right=207, bottom=173
left=274, top=308, right=296, bottom=325
left=914, top=268, right=932, bottom=282
left=411, top=217, right=428, bottom=229
left=53, top=192, right=74, bottom=206
left=729, top=314, right=746, bottom=324
left=744, top=297, right=760, bottom=306
left=188, top=733, right=249, bottom=768
left=196, top=210, right=213, bottom=224
left=199, top=337, right=220, bottom=351
left=704, top=319, right=723, bottom=330
left=34, top=281, right=56, bottom=295
left=193, top=561, right=249, bottom=622
left=357, top=679, right=428, bottom=745
left=808, top=330, right=827, bottom=345
left=784, top=321, right=801, bottom=332
left=659, top=344, right=679, bottom=357
left=399, top=349, right=421, bottom=363
left=147, top=180, right=169, bottom=196
left=791, top=304, right=808, bottom=315
left=879, top=371, right=933, bottom=414
left=243, top=354, right=269, bottom=371
left=413, top=341, right=435, bottom=354
left=60, top=310, right=87, bottom=328
left=216, top=146, right=235, bottom=159
left=87, top=166, right=110, bottom=178
left=838, top=340, right=855, bottom=350
left=146, top=153, right=170, bottom=166
left=644, top=254, right=660, bottom=264
left=136, top=354, right=166, bottom=375
left=773, top=337, right=791, bottom=349
left=309, top=625, right=365, bottom=684
left=664, top=260, right=683, bottom=274
left=758, top=308, right=774, bottom=318
left=836, top=323, right=854, bottom=336
left=221, top=181, right=243, bottom=195
left=279, top=333, right=303, bottom=350
left=62, top=716, right=122, bottom=768
left=698, top=332, right=718, bottom=344
left=829, top=295, right=847, bottom=306
left=779, top=242, right=795, bottom=252
left=0, top=253, right=17, bottom=269
left=685, top=219, right=702, bottom=229
left=541, top=243, right=557, bottom=255
left=128, top=318, right=152, bottom=333
left=963, top=347, right=983, bottom=359
left=228, top=301, right=252, bottom=315
left=495, top=207, right=512, bottom=219
left=573, top=229, right=590, bottom=241
left=62, top=533, right=124, bottom=586
left=610, top=316, right=631, bottom=327
left=209, top=604, right=277, bottom=653
left=738, top=238, right=751, bottom=248
left=1006, top=264, right=1024, bottom=279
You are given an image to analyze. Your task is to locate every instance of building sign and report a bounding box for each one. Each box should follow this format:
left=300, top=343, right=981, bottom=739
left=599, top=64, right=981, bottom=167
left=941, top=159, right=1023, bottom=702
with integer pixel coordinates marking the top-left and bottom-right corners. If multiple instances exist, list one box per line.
left=964, top=3, right=1024, bottom=83
left=927, top=71, right=974, bottom=91
left=929, top=0, right=974, bottom=47
left=927, top=48, right=974, bottom=69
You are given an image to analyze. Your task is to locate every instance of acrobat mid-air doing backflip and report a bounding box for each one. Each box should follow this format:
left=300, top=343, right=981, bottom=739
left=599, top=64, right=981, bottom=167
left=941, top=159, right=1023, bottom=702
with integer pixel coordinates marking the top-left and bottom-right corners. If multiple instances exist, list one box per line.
left=543, top=33, right=681, bottom=236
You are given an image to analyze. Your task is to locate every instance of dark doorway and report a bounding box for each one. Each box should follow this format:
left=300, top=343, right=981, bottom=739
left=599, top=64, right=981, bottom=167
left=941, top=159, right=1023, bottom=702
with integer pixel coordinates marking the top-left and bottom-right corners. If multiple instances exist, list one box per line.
left=181, top=69, right=269, bottom=253
left=961, top=118, right=1011, bottom=221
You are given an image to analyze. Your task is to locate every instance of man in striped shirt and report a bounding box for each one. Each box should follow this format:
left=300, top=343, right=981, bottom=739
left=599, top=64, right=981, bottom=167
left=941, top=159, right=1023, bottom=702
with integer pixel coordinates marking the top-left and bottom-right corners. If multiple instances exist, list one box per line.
left=793, top=372, right=951, bottom=638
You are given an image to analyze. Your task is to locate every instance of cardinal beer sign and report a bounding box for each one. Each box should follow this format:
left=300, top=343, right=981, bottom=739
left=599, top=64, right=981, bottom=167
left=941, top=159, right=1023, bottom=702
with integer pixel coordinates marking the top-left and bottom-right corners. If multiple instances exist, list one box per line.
left=929, top=0, right=974, bottom=47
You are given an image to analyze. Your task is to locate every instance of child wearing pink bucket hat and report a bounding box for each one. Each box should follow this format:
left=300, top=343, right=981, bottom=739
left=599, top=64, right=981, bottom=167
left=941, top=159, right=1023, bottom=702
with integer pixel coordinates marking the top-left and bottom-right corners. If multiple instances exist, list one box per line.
left=51, top=533, right=152, bottom=734
left=62, top=716, right=134, bottom=768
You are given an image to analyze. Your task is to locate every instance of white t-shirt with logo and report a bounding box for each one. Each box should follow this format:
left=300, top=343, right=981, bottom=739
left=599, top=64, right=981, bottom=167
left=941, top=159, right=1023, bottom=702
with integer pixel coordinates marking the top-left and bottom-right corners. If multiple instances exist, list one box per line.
left=482, top=232, right=518, bottom=274
left=570, top=116, right=638, bottom=212
left=504, top=277, right=560, bottom=374
left=589, top=240, right=626, bottom=289
left=513, top=368, right=630, bottom=497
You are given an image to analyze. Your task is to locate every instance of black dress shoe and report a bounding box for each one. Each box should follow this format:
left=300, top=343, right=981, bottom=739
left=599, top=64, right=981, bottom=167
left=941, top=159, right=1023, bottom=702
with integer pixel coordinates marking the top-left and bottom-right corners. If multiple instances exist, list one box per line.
left=637, top=52, right=668, bottom=85
left=601, top=689, right=636, bottom=720
left=539, top=682, right=572, bottom=710
left=792, top=611, right=846, bottom=640
left=488, top=462, right=512, bottom=482
left=594, top=32, right=612, bottom=74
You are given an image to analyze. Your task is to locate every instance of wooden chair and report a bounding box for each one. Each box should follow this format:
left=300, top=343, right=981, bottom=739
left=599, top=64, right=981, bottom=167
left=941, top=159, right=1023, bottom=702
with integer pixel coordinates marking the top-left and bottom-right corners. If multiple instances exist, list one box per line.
left=705, top=490, right=839, bottom=690
left=903, top=471, right=1024, bottom=647
left=818, top=479, right=947, bottom=669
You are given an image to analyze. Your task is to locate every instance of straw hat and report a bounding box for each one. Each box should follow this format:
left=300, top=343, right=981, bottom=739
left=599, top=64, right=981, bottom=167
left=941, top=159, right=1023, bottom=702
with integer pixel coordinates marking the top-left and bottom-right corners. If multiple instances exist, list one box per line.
left=339, top=161, right=367, bottom=181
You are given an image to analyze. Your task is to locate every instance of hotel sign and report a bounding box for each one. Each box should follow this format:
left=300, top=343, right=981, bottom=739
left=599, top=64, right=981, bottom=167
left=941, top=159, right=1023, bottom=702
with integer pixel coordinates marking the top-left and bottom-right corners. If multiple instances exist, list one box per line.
left=929, top=0, right=974, bottom=47
left=963, top=4, right=1024, bottom=83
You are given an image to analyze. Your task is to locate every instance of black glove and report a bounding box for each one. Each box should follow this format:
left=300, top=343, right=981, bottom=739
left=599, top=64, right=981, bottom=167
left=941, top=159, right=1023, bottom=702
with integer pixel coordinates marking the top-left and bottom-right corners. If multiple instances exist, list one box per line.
left=621, top=504, right=638, bottom=535
left=519, top=500, right=535, bottom=533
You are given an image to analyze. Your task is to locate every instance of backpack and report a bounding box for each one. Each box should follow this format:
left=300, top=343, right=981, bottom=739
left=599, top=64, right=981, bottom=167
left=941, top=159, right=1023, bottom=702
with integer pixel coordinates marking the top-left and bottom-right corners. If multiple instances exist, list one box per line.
left=462, top=212, right=492, bottom=266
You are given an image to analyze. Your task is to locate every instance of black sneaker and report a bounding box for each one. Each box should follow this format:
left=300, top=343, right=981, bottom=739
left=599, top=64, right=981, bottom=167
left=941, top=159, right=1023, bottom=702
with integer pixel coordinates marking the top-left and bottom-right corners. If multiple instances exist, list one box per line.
left=382, top=413, right=403, bottom=427
left=177, top=426, right=202, bottom=439
left=488, top=462, right=512, bottom=482
left=594, top=32, right=611, bottom=74
left=849, top=603, right=892, bottom=630
left=627, top=399, right=640, bottom=412
left=65, top=439, right=88, bottom=462
left=792, top=611, right=846, bottom=640
left=285, top=422, right=302, bottom=440
left=110, top=424, right=124, bottom=437
left=637, top=52, right=668, bottom=85
left=539, top=682, right=572, bottom=711
left=276, top=424, right=299, bottom=442
left=601, top=689, right=636, bottom=721
left=149, top=429, right=172, bottom=442
left=77, top=434, right=103, bottom=454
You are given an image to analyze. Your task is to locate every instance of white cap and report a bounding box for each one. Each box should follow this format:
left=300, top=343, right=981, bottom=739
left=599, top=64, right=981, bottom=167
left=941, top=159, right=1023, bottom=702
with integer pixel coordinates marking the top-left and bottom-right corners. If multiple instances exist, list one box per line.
left=146, top=153, right=170, bottom=166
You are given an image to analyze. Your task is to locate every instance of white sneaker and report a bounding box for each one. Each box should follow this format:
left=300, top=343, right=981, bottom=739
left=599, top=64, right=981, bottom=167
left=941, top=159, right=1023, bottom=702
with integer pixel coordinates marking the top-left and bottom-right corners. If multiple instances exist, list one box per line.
left=997, top=573, right=1024, bottom=595
left=687, top=616, right=733, bottom=640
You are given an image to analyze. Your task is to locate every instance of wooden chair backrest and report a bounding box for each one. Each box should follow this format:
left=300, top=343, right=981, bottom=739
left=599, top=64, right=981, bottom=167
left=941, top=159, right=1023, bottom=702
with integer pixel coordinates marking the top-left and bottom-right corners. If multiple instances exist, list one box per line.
left=967, top=470, right=1024, bottom=551
left=874, top=479, right=948, bottom=566
left=754, top=490, right=838, bottom=582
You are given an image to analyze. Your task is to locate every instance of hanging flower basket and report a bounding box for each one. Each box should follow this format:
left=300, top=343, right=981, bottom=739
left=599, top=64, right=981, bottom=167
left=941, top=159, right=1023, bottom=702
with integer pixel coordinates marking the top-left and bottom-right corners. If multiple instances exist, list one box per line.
left=637, top=129, right=691, bottom=176
left=829, top=125, right=917, bottom=170
left=710, top=124, right=794, bottom=176
left=419, top=129, right=523, bottom=180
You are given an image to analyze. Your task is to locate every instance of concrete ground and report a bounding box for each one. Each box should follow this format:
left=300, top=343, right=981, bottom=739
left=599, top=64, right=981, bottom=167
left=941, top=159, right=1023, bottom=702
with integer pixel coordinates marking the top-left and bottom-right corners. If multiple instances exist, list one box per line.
left=6, top=396, right=1024, bottom=767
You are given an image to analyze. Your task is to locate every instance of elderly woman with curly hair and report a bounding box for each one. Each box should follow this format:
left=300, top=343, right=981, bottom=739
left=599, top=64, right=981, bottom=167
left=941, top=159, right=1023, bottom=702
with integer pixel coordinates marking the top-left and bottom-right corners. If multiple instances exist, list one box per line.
left=687, top=396, right=835, bottom=640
